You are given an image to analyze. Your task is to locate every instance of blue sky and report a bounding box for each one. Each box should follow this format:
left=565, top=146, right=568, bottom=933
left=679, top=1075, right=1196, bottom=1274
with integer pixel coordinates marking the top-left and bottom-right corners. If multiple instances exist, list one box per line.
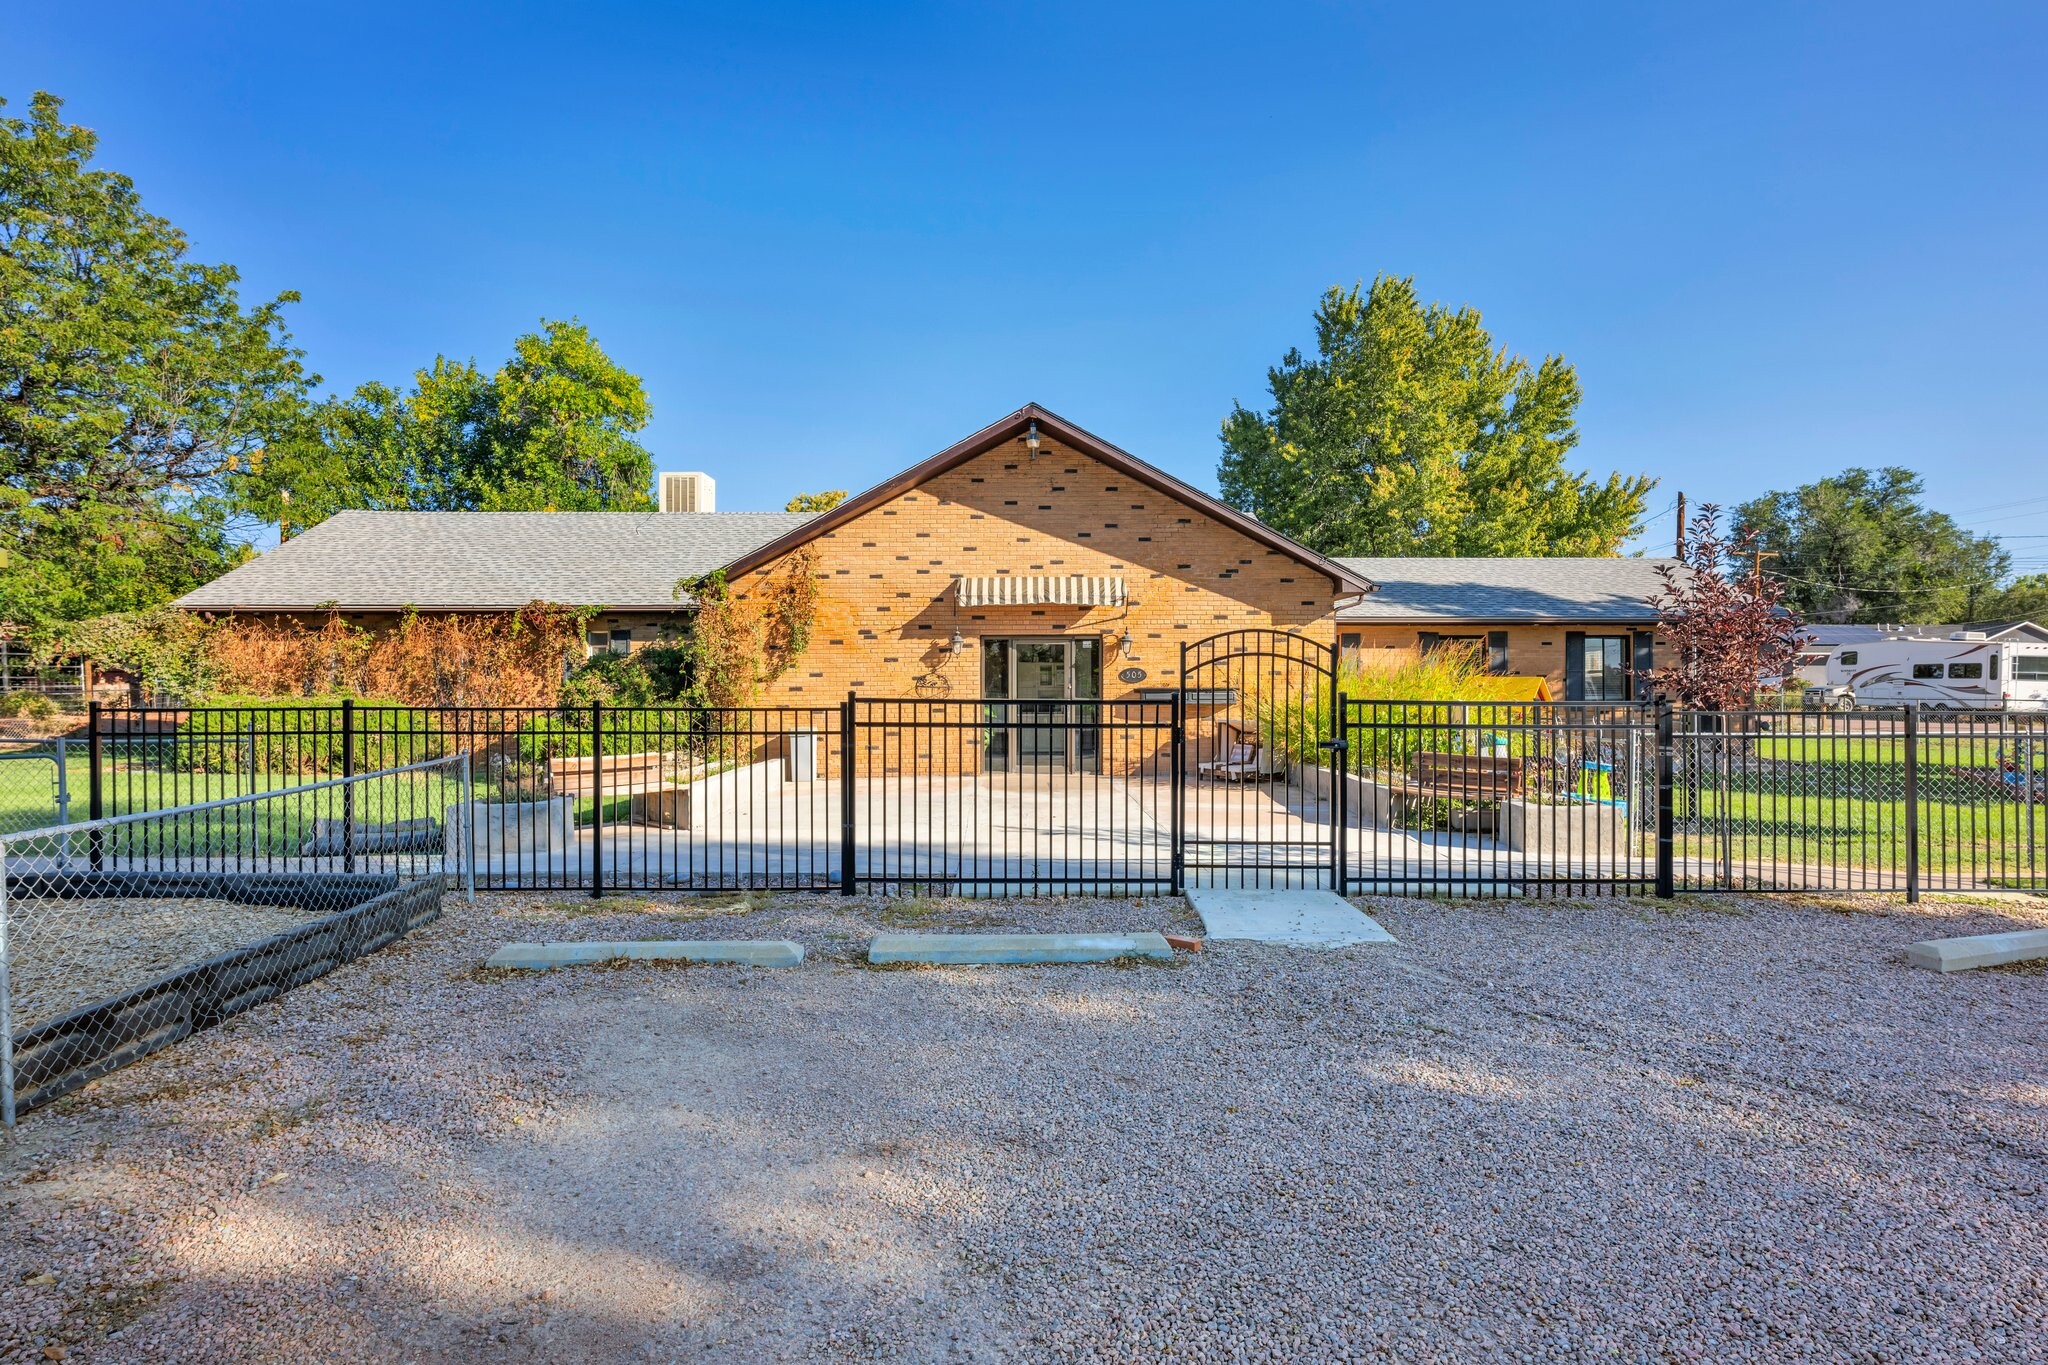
left=14, top=2, right=2048, bottom=568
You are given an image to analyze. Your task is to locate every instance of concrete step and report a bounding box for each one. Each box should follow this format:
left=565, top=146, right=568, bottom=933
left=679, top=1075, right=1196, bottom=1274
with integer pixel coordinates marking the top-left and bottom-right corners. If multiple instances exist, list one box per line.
left=1903, top=928, right=2048, bottom=973
left=1186, top=888, right=1396, bottom=948
left=867, top=932, right=1173, bottom=966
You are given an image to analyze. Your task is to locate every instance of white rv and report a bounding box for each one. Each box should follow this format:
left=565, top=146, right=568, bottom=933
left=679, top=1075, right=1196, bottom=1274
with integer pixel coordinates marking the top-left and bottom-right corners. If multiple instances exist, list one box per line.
left=1817, top=632, right=2048, bottom=711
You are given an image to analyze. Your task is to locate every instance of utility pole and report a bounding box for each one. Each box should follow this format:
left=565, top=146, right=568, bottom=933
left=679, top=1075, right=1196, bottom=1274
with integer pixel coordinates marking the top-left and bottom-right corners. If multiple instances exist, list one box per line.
left=1751, top=548, right=1778, bottom=586
left=1675, top=492, right=1686, bottom=559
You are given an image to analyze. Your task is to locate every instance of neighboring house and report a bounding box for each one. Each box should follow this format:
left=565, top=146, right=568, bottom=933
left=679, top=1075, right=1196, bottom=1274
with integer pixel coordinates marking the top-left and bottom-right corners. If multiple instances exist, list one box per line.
left=179, top=404, right=1671, bottom=703
left=1332, top=557, right=1672, bottom=700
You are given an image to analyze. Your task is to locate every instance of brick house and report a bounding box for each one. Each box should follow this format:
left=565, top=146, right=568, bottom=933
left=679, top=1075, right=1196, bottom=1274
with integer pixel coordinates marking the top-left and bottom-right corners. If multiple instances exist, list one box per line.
left=1334, top=558, right=1667, bottom=702
left=179, top=404, right=1671, bottom=703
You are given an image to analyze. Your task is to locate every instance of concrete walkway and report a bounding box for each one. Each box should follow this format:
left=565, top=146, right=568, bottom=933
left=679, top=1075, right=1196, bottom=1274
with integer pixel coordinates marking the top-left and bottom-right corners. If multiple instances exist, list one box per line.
left=1186, top=887, right=1397, bottom=949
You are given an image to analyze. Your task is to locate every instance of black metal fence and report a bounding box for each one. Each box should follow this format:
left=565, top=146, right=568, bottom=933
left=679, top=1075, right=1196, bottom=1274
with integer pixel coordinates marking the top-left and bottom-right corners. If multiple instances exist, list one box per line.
left=1338, top=700, right=1653, bottom=897
left=1670, top=705, right=2047, bottom=895
left=81, top=695, right=2045, bottom=899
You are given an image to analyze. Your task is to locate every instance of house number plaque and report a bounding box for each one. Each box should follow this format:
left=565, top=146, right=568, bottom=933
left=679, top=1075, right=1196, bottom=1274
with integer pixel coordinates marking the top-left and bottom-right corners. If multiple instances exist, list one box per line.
left=1118, top=667, right=1147, bottom=683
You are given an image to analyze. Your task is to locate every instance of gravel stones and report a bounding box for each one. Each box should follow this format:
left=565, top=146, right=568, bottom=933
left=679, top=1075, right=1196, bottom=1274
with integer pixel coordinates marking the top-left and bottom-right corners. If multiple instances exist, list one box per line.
left=0, top=887, right=2042, bottom=1361
left=2, top=897, right=315, bottom=1029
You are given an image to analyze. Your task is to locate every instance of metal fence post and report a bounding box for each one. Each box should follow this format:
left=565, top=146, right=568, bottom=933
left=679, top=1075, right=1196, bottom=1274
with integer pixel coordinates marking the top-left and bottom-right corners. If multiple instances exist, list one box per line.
left=1, top=850, right=15, bottom=1127
left=52, top=736, right=70, bottom=828
left=1330, top=691, right=1349, bottom=898
left=340, top=698, right=356, bottom=875
left=840, top=692, right=857, bottom=896
left=1903, top=704, right=1919, bottom=903
left=461, top=750, right=477, bottom=903
left=1655, top=699, right=1675, bottom=899
left=1169, top=690, right=1185, bottom=896
left=87, top=700, right=104, bottom=873
left=591, top=702, right=605, bottom=899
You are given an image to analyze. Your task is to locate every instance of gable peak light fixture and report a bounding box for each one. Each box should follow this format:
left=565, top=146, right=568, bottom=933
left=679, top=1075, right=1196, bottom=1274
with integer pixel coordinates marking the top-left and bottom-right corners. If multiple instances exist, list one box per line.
left=1026, top=419, right=1040, bottom=457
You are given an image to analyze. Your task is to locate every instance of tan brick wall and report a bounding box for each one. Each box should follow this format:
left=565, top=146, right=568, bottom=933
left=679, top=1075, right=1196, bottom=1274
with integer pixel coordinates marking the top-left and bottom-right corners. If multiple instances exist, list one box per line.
left=736, top=432, right=1341, bottom=704
left=730, top=433, right=1342, bottom=775
left=1337, top=623, right=1658, bottom=697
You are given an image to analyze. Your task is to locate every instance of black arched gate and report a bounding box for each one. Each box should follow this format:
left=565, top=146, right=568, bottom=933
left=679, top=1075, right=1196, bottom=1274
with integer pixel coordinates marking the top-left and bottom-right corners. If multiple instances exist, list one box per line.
left=1179, top=630, right=1344, bottom=888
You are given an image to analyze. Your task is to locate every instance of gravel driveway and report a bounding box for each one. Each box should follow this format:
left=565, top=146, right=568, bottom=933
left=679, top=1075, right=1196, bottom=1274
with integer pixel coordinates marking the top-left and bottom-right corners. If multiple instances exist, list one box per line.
left=2, top=888, right=2044, bottom=1363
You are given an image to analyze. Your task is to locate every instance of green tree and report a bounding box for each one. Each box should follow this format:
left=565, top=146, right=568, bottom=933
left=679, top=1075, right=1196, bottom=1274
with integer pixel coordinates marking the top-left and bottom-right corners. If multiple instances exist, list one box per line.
left=1983, top=574, right=2048, bottom=624
left=1219, top=277, right=1653, bottom=556
left=243, top=320, right=655, bottom=528
left=0, top=91, right=313, bottom=631
left=785, top=489, right=847, bottom=513
left=1734, top=468, right=2010, bottom=624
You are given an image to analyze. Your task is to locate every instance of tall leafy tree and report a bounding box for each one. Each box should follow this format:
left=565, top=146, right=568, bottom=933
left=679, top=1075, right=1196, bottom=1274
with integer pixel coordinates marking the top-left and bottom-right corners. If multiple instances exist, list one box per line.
left=1219, top=276, right=1653, bottom=556
left=1733, top=468, right=2009, bottom=624
left=1983, top=574, right=2048, bottom=624
left=244, top=320, right=655, bottom=528
left=0, top=91, right=313, bottom=630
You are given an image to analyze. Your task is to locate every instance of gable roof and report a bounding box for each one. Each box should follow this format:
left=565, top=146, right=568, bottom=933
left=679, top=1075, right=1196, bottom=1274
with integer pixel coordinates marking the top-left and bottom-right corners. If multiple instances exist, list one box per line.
left=1333, top=557, right=1676, bottom=624
left=719, top=403, right=1376, bottom=595
left=177, top=510, right=818, bottom=613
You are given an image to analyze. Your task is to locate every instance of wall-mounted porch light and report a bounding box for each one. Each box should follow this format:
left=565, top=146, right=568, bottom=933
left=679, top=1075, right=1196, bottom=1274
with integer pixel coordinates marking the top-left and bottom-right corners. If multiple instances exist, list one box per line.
left=1117, top=628, right=1134, bottom=656
left=949, top=629, right=966, bottom=656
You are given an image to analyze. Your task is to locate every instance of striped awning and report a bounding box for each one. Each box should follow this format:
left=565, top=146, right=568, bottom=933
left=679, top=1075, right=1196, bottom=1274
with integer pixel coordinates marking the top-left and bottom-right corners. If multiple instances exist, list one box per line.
left=954, top=575, right=1127, bottom=608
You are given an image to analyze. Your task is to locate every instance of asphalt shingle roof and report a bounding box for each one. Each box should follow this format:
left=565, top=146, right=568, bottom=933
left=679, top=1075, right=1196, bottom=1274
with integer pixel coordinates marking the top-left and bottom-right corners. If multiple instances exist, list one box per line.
left=177, top=510, right=818, bottom=612
left=1333, top=557, right=1676, bottom=623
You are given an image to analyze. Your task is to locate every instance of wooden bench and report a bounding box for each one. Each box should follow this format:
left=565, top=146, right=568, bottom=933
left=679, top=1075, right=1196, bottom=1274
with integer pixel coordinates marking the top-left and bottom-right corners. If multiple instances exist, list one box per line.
left=544, top=751, right=672, bottom=799
left=1387, top=751, right=1525, bottom=820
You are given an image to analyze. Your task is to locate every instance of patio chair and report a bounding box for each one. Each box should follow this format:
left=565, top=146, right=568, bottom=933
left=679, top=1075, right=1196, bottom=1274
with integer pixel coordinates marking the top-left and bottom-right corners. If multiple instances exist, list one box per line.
left=1199, top=736, right=1269, bottom=782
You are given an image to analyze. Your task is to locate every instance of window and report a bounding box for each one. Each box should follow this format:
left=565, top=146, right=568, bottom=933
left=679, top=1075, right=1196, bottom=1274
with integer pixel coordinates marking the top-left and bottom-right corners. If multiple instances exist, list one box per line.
left=1837, top=650, right=1858, bottom=666
left=1419, top=633, right=1486, bottom=666
left=1339, top=632, right=1362, bottom=666
left=1580, top=635, right=1633, bottom=701
left=2016, top=655, right=2048, bottom=680
left=1912, top=663, right=1943, bottom=679
left=1948, top=662, right=1983, bottom=679
left=982, top=638, right=1009, bottom=696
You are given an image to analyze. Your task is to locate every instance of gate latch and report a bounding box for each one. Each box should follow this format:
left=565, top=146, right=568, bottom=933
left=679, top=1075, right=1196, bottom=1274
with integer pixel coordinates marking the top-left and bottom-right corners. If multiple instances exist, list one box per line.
left=1317, top=738, right=1347, bottom=753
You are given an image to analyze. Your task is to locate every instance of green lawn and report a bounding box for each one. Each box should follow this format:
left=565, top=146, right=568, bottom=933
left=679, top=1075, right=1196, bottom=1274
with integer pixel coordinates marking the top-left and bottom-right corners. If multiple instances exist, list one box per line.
left=1753, top=734, right=2042, bottom=767
left=1675, top=786, right=2047, bottom=881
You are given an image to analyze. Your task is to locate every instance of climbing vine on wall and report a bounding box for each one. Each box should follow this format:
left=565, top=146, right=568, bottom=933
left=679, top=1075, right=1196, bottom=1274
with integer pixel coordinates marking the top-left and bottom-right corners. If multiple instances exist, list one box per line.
left=758, top=545, right=820, bottom=669
left=675, top=546, right=820, bottom=709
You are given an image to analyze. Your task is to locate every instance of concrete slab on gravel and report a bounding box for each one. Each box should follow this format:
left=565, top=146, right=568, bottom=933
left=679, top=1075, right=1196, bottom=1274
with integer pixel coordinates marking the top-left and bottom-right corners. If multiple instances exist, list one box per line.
left=1903, top=927, right=2048, bottom=973
left=1186, top=888, right=1396, bottom=949
left=486, top=940, right=805, bottom=969
left=867, top=932, right=1173, bottom=965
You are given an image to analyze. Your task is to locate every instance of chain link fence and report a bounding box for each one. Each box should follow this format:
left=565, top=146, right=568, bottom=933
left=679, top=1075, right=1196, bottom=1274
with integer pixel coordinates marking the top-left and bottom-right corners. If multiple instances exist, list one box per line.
left=1671, top=708, right=2047, bottom=893
left=0, top=738, right=79, bottom=836
left=0, top=755, right=472, bottom=1124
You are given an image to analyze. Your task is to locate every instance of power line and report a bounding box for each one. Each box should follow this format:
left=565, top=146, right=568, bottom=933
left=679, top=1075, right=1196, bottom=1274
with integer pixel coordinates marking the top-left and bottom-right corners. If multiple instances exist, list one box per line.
left=1761, top=567, right=2008, bottom=595
left=1953, top=492, right=2048, bottom=517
